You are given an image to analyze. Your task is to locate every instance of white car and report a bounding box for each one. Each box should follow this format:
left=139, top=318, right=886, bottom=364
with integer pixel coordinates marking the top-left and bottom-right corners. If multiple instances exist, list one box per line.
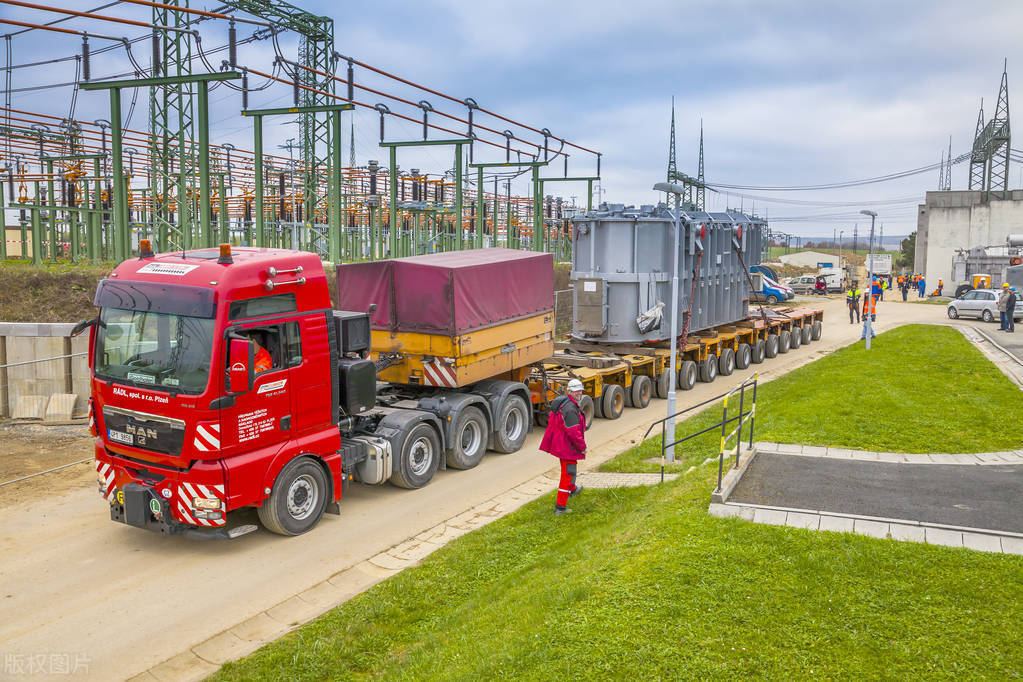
left=947, top=289, right=1021, bottom=322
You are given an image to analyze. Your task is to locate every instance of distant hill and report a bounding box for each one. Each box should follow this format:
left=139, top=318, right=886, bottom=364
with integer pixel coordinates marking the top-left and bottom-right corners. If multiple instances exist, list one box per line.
left=798, top=235, right=907, bottom=251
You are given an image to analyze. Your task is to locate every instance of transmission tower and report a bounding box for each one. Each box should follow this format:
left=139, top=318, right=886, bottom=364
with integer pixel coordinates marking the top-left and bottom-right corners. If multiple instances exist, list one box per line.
left=938, top=150, right=945, bottom=189
left=696, top=120, right=705, bottom=211
left=666, top=97, right=677, bottom=208
left=945, top=136, right=953, bottom=190
left=968, top=61, right=1011, bottom=193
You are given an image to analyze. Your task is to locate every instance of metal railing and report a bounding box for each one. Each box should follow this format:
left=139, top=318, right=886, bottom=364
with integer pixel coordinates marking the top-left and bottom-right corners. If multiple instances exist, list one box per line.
left=643, top=374, right=759, bottom=487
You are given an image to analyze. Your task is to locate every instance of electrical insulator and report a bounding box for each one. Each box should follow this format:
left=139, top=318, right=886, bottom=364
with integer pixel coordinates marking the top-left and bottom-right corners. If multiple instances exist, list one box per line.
left=228, top=22, right=237, bottom=67
left=81, top=37, right=90, bottom=82
left=293, top=71, right=300, bottom=106
left=241, top=70, right=249, bottom=110
left=151, top=31, right=160, bottom=77
left=347, top=59, right=354, bottom=101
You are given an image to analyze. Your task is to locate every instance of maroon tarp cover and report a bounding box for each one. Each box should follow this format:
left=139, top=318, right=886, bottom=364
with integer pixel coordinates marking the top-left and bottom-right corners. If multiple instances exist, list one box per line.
left=337, top=249, right=554, bottom=335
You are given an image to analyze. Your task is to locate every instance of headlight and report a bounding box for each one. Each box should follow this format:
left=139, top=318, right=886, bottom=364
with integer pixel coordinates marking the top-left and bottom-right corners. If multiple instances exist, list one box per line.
left=193, top=497, right=222, bottom=510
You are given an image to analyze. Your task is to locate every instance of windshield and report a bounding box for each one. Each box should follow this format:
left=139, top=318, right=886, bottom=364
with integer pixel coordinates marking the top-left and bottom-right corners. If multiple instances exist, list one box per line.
left=95, top=308, right=215, bottom=394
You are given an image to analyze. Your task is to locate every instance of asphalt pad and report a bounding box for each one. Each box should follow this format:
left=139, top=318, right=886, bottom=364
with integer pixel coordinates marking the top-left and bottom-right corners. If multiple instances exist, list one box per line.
left=730, top=452, right=1023, bottom=533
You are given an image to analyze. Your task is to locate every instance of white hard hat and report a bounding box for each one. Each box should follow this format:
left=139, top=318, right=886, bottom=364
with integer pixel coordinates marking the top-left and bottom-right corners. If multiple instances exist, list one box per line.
left=567, top=379, right=584, bottom=392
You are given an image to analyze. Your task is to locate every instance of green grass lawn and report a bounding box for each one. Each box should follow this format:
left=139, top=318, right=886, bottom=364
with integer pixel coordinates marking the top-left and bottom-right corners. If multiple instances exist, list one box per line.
left=601, top=324, right=1023, bottom=475
left=213, top=323, right=1023, bottom=681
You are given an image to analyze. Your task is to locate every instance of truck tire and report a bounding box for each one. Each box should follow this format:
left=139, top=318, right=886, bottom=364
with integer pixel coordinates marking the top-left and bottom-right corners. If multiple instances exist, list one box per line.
left=258, top=456, right=329, bottom=536
left=801, top=325, right=812, bottom=344
left=751, top=340, right=766, bottom=364
left=699, top=357, right=717, bottom=383
left=629, top=375, right=653, bottom=409
left=766, top=294, right=779, bottom=305
left=445, top=406, right=488, bottom=470
left=678, top=360, right=698, bottom=390
left=765, top=334, right=779, bottom=358
left=579, top=394, right=595, bottom=430
left=811, top=321, right=822, bottom=340
left=790, top=329, right=801, bottom=350
left=736, top=343, right=752, bottom=369
left=493, top=394, right=529, bottom=453
left=601, top=384, right=625, bottom=420
left=718, top=348, right=736, bottom=376
left=390, top=423, right=441, bottom=489
left=777, top=330, right=791, bottom=353
left=654, top=370, right=670, bottom=399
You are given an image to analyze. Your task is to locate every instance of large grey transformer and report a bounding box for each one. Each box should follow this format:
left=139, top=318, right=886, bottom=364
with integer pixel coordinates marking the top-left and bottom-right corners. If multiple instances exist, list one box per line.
left=571, top=203, right=765, bottom=344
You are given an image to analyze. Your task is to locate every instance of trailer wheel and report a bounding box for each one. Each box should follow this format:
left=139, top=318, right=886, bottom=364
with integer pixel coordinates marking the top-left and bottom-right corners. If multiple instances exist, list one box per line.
left=765, top=334, right=779, bottom=358
left=718, top=348, right=736, bottom=376
left=390, top=423, right=441, bottom=489
left=790, top=328, right=801, bottom=350
left=629, top=375, right=653, bottom=408
left=678, top=360, right=698, bottom=390
left=654, top=370, right=670, bottom=399
left=699, top=357, right=718, bottom=383
left=600, top=384, right=625, bottom=419
left=777, top=330, right=791, bottom=353
left=751, top=340, right=766, bottom=364
left=800, top=325, right=812, bottom=344
left=579, top=394, right=595, bottom=430
left=811, top=321, right=822, bottom=340
left=493, top=395, right=529, bottom=453
left=736, top=343, right=752, bottom=369
left=258, top=457, right=329, bottom=536
left=445, top=406, right=488, bottom=470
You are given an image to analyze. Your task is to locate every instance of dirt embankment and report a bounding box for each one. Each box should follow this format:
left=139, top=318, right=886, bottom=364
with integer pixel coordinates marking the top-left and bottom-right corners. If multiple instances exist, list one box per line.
left=0, top=262, right=112, bottom=323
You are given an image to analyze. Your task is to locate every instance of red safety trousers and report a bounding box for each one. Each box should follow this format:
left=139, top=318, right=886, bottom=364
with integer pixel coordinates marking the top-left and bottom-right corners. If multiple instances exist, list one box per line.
left=555, top=459, right=578, bottom=508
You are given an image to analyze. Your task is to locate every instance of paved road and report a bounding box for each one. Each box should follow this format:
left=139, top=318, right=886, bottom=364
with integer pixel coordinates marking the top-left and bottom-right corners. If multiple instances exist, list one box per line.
left=0, top=296, right=947, bottom=681
left=731, top=452, right=1023, bottom=533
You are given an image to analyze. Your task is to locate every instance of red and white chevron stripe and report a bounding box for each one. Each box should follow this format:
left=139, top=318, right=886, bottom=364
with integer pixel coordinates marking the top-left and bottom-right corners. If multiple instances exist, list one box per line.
left=193, top=423, right=221, bottom=452
left=176, top=481, right=226, bottom=527
left=95, top=460, right=116, bottom=502
left=422, top=358, right=457, bottom=388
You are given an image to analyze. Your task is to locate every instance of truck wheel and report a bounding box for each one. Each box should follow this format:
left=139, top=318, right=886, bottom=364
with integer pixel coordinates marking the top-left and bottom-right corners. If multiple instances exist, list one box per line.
left=579, top=394, right=595, bottom=430
left=777, top=330, right=791, bottom=353
left=630, top=375, right=653, bottom=408
left=736, top=343, right=752, bottom=369
left=800, top=325, right=812, bottom=345
left=765, top=334, right=779, bottom=358
left=766, top=294, right=779, bottom=305
left=534, top=410, right=549, bottom=428
left=493, top=394, right=529, bottom=453
left=654, top=370, right=670, bottom=399
left=445, top=406, right=488, bottom=470
left=751, top=340, right=766, bottom=364
left=390, top=423, right=441, bottom=489
left=678, top=360, right=698, bottom=390
left=258, top=457, right=329, bottom=536
left=811, top=321, right=822, bottom=340
left=699, top=357, right=717, bottom=383
left=718, top=348, right=735, bottom=376
left=790, top=329, right=801, bottom=350
left=601, top=384, right=625, bottom=420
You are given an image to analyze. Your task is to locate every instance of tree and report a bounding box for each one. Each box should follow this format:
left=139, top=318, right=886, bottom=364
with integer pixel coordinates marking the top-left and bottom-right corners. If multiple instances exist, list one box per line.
left=897, top=232, right=916, bottom=268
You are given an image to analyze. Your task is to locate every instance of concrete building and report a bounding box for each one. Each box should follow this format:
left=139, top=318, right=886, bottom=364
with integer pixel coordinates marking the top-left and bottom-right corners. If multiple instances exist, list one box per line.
left=916, top=190, right=1023, bottom=289
left=777, top=250, right=841, bottom=268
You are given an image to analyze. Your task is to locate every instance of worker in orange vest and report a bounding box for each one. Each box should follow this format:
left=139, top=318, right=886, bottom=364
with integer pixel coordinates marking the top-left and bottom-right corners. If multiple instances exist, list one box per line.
left=861, top=294, right=877, bottom=340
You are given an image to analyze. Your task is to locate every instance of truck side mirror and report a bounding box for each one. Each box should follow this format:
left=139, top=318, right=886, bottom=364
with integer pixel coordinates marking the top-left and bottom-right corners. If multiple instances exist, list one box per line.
left=229, top=337, right=254, bottom=394
left=70, top=317, right=97, bottom=337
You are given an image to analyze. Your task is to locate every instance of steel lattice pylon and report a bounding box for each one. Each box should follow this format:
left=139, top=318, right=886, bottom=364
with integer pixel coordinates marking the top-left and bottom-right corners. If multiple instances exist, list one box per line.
left=149, top=0, right=195, bottom=251
left=696, top=121, right=705, bottom=211
left=969, top=62, right=1011, bottom=193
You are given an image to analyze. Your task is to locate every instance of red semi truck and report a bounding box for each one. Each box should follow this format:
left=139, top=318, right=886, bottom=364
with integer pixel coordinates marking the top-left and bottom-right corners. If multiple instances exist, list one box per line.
left=79, top=242, right=552, bottom=538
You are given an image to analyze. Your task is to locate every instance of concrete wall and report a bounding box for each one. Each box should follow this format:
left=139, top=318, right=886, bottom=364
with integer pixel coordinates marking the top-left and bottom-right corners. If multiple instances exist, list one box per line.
left=916, top=190, right=1023, bottom=290
left=0, top=323, right=89, bottom=419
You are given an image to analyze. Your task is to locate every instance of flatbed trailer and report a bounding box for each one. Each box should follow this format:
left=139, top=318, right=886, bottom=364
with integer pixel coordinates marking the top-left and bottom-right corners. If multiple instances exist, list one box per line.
left=529, top=306, right=823, bottom=424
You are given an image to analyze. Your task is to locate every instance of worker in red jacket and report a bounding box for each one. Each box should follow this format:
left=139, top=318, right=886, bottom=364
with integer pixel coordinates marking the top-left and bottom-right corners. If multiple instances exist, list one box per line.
left=540, top=378, right=587, bottom=515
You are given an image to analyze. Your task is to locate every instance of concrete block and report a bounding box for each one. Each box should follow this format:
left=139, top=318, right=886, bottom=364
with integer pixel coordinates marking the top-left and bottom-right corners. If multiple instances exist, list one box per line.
left=785, top=512, right=820, bottom=530
left=930, top=453, right=965, bottom=464
left=11, top=394, right=46, bottom=419
left=297, top=580, right=350, bottom=610
left=975, top=451, right=1010, bottom=463
left=925, top=528, right=963, bottom=548
left=367, top=552, right=413, bottom=571
left=961, top=533, right=1003, bottom=553
left=888, top=523, right=925, bottom=543
left=147, top=651, right=217, bottom=682
left=265, top=595, right=322, bottom=626
left=853, top=519, right=890, bottom=539
left=752, top=508, right=788, bottom=526
left=229, top=612, right=286, bottom=643
left=773, top=443, right=802, bottom=455
left=753, top=441, right=778, bottom=452
left=818, top=515, right=855, bottom=534
left=801, top=445, right=827, bottom=457
left=848, top=451, right=879, bottom=461
left=1000, top=536, right=1023, bottom=555
left=708, top=503, right=750, bottom=520
left=44, top=393, right=77, bottom=421
left=903, top=454, right=932, bottom=464
left=190, top=630, right=253, bottom=666
left=876, top=452, right=905, bottom=463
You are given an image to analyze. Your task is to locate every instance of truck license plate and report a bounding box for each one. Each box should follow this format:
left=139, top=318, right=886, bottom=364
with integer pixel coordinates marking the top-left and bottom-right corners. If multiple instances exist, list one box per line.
left=108, top=429, right=133, bottom=445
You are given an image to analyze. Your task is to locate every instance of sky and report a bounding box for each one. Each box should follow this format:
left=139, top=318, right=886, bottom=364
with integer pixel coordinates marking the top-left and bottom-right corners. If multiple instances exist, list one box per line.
left=3, top=0, right=1023, bottom=238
